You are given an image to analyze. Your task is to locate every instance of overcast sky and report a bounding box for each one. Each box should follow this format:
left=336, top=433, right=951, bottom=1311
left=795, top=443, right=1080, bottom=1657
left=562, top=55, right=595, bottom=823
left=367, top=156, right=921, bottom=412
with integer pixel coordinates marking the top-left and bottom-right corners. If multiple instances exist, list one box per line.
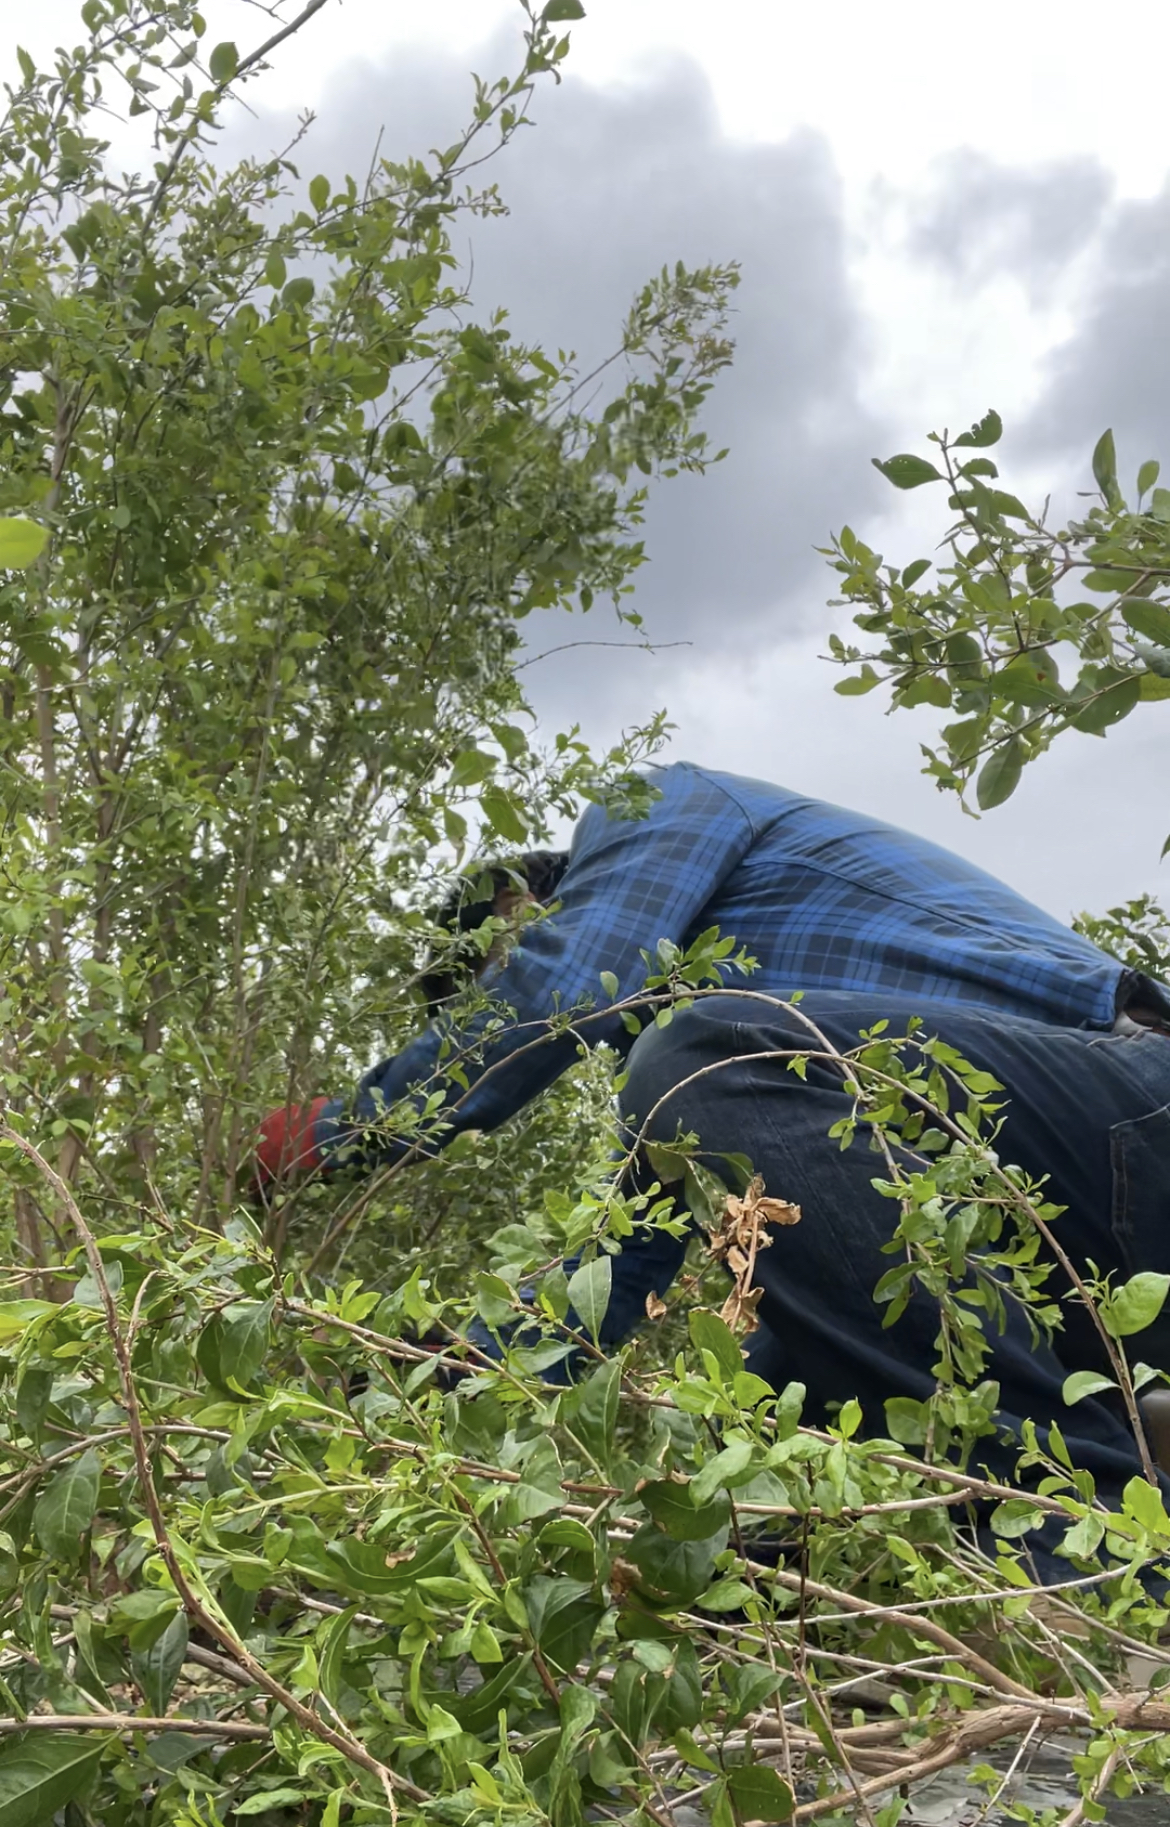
left=12, top=0, right=1170, bottom=921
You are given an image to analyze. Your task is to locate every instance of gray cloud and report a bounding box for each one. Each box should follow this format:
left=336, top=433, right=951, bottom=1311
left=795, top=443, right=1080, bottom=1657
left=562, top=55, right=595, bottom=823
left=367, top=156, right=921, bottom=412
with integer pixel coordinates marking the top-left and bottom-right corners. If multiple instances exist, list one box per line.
left=219, top=37, right=1170, bottom=915
left=1023, top=183, right=1170, bottom=480
left=234, top=37, right=886, bottom=722
left=907, top=149, right=1112, bottom=302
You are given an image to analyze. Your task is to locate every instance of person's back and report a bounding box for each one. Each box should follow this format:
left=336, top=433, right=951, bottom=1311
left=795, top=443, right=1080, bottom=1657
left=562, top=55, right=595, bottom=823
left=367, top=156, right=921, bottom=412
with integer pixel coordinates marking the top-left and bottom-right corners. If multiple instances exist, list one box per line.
left=551, top=762, right=1127, bottom=1036
left=254, top=761, right=1170, bottom=1535
left=265, top=759, right=1152, bottom=1175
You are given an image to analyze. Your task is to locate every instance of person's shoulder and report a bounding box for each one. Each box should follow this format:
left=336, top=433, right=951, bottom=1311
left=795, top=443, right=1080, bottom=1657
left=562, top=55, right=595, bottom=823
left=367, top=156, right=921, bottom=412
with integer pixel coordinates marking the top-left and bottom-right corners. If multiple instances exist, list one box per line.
left=667, top=761, right=800, bottom=820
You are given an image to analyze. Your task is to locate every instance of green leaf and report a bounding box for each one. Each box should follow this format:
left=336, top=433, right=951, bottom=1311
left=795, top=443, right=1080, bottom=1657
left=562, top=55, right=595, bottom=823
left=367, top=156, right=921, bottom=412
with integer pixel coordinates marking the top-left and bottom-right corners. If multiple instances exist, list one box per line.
left=480, top=785, right=529, bottom=845
left=1061, top=1512, right=1105, bottom=1558
left=0, top=1733, right=107, bottom=1826
left=1083, top=568, right=1136, bottom=594
left=599, top=969, right=619, bottom=999
left=543, top=0, right=586, bottom=17
left=524, top=1576, right=602, bottom=1672
left=281, top=276, right=314, bottom=310
left=692, top=1439, right=754, bottom=1505
left=71, top=1612, right=115, bottom=1707
left=446, top=1654, right=532, bottom=1735
left=988, top=1498, right=1046, bottom=1539
left=1120, top=598, right=1170, bottom=645
left=1138, top=459, right=1161, bottom=497
left=449, top=748, right=496, bottom=788
left=722, top=1662, right=783, bottom=1725
left=1135, top=645, right=1170, bottom=683
left=474, top=1272, right=516, bottom=1328
left=0, top=1302, right=55, bottom=1340
left=836, top=1396, right=862, bottom=1439
left=872, top=454, right=944, bottom=490
left=954, top=409, right=1002, bottom=449
left=208, top=39, right=237, bottom=81
left=309, top=174, right=329, bottom=213
left=975, top=738, right=1023, bottom=810
left=995, top=659, right=1062, bottom=706
left=319, top=1605, right=357, bottom=1707
left=834, top=664, right=882, bottom=696
left=1092, top=428, right=1118, bottom=500
left=1070, top=669, right=1141, bottom=734
left=15, top=1366, right=52, bottom=1441
left=1124, top=1475, right=1170, bottom=1535
left=985, top=489, right=1030, bottom=521
left=688, top=1309, right=744, bottom=1380
left=674, top=1728, right=721, bottom=1774
left=884, top=1395, right=929, bottom=1445
left=1106, top=1271, right=1170, bottom=1338
left=901, top=558, right=931, bottom=587
left=625, top=1526, right=725, bottom=1607
left=33, top=1449, right=100, bottom=1560
left=561, top=1359, right=620, bottom=1462
left=205, top=1299, right=272, bottom=1393
left=1062, top=1370, right=1117, bottom=1406
left=638, top=1478, right=731, bottom=1543
left=131, top=1611, right=188, bottom=1713
left=567, top=1256, right=611, bottom=1341
left=726, top=1762, right=795, bottom=1822
left=0, top=518, right=48, bottom=569
left=695, top=1576, right=755, bottom=1612
left=233, top=1790, right=310, bottom=1816
left=110, top=1590, right=182, bottom=1652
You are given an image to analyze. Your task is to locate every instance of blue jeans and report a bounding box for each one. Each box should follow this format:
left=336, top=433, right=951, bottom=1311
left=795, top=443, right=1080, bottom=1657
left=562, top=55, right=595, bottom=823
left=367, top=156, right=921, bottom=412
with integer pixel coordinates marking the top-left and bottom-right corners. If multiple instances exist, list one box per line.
left=477, top=991, right=1170, bottom=1508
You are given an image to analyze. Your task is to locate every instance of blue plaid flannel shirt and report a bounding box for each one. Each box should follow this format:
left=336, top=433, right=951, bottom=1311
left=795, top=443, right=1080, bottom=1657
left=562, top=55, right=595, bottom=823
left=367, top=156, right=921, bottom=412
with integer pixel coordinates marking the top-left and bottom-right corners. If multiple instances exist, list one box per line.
left=314, top=761, right=1129, bottom=1169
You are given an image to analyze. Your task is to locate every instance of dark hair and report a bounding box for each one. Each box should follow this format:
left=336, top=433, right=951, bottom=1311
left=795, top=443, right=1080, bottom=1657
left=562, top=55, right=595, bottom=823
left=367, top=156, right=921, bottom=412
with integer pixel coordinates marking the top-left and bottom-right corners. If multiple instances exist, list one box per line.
left=419, top=849, right=570, bottom=1019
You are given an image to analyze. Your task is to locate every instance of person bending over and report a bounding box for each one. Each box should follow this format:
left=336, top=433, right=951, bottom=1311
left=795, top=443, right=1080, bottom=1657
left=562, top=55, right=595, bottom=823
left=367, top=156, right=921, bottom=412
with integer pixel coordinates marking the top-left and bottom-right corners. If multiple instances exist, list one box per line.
left=255, top=761, right=1170, bottom=1511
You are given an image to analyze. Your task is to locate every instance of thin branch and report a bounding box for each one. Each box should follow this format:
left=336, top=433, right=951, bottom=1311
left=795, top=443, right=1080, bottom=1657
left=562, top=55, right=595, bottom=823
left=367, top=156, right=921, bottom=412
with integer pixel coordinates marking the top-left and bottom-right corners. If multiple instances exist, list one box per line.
left=143, top=0, right=332, bottom=232
left=515, top=638, right=692, bottom=671
left=0, top=1714, right=268, bottom=1740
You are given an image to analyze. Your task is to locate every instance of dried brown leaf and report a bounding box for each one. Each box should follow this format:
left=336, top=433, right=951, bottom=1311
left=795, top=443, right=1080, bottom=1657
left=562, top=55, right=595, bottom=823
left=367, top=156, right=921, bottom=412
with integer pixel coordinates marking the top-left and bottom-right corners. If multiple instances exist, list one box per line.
left=708, top=1174, right=801, bottom=1340
left=757, top=1197, right=801, bottom=1227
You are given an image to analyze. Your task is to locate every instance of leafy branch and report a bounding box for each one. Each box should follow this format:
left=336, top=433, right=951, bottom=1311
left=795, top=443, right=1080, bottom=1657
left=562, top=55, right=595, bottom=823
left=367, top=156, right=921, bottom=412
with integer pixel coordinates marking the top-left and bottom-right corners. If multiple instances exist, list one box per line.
left=825, top=412, right=1170, bottom=840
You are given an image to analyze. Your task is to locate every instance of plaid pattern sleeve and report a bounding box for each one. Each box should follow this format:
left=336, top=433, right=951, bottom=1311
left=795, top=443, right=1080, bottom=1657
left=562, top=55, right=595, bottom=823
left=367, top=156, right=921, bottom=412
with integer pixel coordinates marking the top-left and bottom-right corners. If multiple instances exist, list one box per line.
left=315, top=765, right=758, bottom=1165
left=314, top=762, right=1129, bottom=1167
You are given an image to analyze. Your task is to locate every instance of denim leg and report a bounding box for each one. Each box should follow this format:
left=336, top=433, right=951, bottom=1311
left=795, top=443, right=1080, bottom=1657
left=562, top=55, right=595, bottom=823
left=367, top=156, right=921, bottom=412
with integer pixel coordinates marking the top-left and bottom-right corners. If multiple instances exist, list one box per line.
left=620, top=991, right=1170, bottom=1507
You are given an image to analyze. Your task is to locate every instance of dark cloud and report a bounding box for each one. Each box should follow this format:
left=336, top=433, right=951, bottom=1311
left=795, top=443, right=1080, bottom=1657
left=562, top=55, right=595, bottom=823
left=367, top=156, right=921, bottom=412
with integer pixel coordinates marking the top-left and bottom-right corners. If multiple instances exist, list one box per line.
left=906, top=149, right=1112, bottom=302
left=234, top=36, right=885, bottom=721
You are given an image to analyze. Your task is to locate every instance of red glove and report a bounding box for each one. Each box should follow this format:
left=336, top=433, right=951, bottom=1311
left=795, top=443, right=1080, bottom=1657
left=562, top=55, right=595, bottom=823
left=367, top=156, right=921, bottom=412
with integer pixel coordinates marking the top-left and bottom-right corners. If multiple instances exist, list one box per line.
left=253, top=1096, right=330, bottom=1191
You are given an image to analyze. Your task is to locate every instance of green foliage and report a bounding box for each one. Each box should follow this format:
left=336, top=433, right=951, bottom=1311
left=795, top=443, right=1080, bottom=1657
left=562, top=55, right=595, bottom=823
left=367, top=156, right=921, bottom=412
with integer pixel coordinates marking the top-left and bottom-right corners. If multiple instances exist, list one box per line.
left=1, top=1020, right=1169, bottom=1823
left=826, top=414, right=1170, bottom=843
left=1074, top=893, right=1170, bottom=982
left=0, top=0, right=737, bottom=1268
left=0, top=1733, right=108, bottom=1824
left=1, top=6, right=1169, bottom=1823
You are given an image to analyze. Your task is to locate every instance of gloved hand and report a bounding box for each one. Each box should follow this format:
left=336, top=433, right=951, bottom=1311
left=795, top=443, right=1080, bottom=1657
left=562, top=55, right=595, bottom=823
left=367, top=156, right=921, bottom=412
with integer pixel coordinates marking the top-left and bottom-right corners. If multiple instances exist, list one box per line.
left=253, top=1096, right=330, bottom=1193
